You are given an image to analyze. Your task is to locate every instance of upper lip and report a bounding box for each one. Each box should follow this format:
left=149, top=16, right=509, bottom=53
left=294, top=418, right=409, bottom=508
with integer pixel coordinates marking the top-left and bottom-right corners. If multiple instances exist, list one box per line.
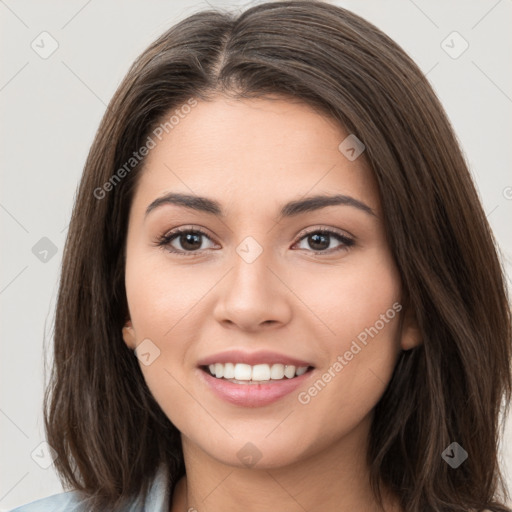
left=197, top=349, right=314, bottom=368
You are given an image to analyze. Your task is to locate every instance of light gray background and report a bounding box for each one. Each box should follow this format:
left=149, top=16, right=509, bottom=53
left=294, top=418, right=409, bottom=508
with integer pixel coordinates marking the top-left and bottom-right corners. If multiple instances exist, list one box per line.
left=1, top=0, right=511, bottom=509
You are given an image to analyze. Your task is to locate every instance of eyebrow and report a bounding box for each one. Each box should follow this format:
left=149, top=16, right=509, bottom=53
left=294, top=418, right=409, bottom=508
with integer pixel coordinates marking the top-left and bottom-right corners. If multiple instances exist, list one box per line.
left=145, top=192, right=376, bottom=219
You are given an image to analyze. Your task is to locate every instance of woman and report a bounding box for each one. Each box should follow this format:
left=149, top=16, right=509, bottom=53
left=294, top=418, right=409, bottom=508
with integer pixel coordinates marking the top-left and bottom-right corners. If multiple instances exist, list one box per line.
left=11, top=1, right=511, bottom=511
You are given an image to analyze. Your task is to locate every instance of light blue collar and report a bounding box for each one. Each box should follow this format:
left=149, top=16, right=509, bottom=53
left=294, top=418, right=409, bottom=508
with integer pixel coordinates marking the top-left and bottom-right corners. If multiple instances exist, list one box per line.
left=9, top=464, right=171, bottom=512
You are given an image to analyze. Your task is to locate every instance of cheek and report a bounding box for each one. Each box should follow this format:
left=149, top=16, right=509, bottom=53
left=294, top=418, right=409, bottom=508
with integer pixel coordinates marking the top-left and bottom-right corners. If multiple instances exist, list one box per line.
left=125, top=249, right=206, bottom=334
left=294, top=250, right=402, bottom=417
left=124, top=251, right=201, bottom=430
left=292, top=247, right=401, bottom=345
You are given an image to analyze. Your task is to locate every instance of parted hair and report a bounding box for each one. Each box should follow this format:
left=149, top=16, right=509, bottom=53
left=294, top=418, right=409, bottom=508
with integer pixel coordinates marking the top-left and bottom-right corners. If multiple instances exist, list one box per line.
left=44, top=1, right=512, bottom=511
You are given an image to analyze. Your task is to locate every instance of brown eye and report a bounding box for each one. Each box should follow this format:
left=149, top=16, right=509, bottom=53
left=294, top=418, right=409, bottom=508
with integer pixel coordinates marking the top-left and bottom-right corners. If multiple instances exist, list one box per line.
left=294, top=229, right=354, bottom=254
left=157, top=228, right=216, bottom=256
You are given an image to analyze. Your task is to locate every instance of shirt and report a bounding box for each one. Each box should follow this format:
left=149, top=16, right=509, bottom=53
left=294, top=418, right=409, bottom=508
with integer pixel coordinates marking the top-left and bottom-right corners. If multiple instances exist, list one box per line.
left=8, top=464, right=171, bottom=512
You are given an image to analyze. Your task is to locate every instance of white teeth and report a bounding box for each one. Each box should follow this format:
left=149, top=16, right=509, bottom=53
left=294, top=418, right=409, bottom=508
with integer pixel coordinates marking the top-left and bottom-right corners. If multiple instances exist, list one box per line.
left=223, top=362, right=235, bottom=379
left=270, top=363, right=284, bottom=379
left=284, top=365, right=296, bottom=379
left=234, top=363, right=252, bottom=380
left=206, top=362, right=310, bottom=381
left=251, top=364, right=271, bottom=381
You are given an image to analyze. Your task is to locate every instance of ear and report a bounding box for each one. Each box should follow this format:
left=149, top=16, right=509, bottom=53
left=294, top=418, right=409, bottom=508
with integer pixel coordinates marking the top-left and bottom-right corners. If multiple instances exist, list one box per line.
left=399, top=303, right=422, bottom=351
left=122, top=320, right=137, bottom=350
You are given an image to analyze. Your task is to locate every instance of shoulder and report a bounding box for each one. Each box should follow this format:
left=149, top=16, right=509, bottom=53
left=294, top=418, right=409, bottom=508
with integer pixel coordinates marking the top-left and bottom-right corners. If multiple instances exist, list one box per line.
left=9, top=463, right=171, bottom=512
left=8, top=490, right=84, bottom=511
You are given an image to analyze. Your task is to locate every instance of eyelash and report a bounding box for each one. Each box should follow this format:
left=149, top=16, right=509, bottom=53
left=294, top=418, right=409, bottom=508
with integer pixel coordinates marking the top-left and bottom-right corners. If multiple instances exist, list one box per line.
left=155, top=226, right=355, bottom=257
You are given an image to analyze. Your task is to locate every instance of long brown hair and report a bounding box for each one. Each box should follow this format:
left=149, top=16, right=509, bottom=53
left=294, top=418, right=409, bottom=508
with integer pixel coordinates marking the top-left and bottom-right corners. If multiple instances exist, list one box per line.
left=44, top=1, right=512, bottom=510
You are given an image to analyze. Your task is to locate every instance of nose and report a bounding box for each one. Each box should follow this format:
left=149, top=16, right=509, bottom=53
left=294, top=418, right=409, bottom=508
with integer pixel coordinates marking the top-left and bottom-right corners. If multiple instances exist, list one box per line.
left=212, top=246, right=293, bottom=332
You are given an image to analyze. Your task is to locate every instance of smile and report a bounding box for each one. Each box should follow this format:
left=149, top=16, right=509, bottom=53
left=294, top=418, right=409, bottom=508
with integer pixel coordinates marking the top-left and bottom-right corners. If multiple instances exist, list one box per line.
left=197, top=364, right=315, bottom=407
left=204, top=362, right=312, bottom=382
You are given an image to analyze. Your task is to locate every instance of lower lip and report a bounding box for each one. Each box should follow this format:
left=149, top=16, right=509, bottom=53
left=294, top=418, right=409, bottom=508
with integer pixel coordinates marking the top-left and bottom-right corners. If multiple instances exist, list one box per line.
left=197, top=367, right=315, bottom=407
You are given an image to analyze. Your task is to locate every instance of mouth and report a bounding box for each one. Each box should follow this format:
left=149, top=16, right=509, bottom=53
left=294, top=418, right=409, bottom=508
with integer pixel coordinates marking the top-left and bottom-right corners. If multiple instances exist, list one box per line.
left=200, top=363, right=315, bottom=384
left=196, top=349, right=316, bottom=407
left=197, top=362, right=316, bottom=407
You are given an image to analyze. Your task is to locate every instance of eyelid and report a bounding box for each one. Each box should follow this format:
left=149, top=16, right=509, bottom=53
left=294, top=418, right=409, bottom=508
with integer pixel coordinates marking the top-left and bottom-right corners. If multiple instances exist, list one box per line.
left=296, top=225, right=355, bottom=240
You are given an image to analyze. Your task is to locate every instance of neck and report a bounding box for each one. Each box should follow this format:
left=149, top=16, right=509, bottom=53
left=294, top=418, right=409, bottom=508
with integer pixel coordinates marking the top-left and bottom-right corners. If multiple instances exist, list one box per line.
left=170, top=415, right=402, bottom=512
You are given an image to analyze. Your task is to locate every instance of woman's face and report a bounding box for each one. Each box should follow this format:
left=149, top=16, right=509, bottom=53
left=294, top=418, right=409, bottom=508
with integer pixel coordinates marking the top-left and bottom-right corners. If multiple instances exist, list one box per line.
left=123, top=95, right=418, bottom=469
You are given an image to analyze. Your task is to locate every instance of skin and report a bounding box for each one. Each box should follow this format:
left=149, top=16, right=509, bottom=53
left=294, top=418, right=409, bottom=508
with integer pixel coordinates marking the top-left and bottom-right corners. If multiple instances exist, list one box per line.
left=122, top=95, right=421, bottom=512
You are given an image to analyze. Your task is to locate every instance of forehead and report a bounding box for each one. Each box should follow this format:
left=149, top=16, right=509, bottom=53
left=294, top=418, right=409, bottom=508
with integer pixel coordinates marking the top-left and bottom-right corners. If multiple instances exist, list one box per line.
left=131, top=95, right=379, bottom=216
